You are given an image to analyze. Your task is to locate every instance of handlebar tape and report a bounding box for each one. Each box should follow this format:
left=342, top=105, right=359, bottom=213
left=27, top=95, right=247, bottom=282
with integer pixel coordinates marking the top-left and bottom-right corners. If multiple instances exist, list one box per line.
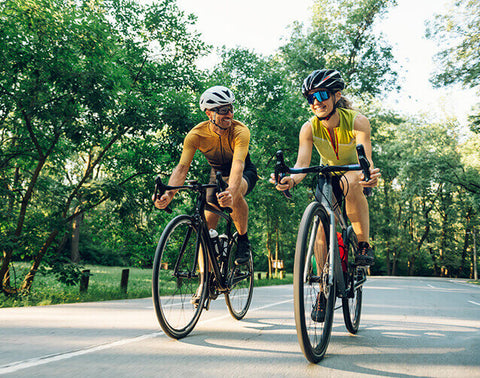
left=355, top=145, right=372, bottom=197
left=275, top=150, right=292, bottom=199
left=154, top=176, right=172, bottom=213
left=215, top=171, right=232, bottom=214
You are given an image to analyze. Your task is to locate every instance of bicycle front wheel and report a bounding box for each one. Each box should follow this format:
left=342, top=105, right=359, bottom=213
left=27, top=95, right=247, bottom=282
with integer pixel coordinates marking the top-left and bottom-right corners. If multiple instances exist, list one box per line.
left=225, top=233, right=254, bottom=320
left=294, top=202, right=336, bottom=363
left=152, top=215, right=208, bottom=339
left=342, top=226, right=363, bottom=334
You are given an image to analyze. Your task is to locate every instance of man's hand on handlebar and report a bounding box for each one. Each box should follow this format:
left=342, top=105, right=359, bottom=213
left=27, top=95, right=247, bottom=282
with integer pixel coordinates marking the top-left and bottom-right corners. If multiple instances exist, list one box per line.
left=359, top=167, right=381, bottom=188
left=152, top=191, right=173, bottom=210
left=216, top=189, right=233, bottom=208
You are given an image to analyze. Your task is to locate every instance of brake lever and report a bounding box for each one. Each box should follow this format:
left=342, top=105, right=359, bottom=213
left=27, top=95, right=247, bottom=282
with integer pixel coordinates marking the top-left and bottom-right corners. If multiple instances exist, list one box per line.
left=275, top=150, right=292, bottom=199
left=215, top=171, right=232, bottom=214
left=355, top=144, right=372, bottom=197
left=154, top=176, right=172, bottom=213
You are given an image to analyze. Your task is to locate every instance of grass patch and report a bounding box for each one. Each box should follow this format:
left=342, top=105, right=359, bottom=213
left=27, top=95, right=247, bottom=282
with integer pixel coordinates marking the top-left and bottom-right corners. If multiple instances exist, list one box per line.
left=1, top=264, right=292, bottom=308
left=0, top=265, right=152, bottom=307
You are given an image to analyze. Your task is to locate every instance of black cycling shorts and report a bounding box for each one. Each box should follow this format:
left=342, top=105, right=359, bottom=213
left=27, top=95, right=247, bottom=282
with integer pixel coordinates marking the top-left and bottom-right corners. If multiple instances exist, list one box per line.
left=315, top=174, right=344, bottom=206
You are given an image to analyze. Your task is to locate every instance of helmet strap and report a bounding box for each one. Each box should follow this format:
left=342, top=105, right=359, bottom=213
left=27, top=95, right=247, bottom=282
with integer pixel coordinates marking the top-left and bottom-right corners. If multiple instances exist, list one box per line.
left=210, top=113, right=229, bottom=130
left=316, top=97, right=337, bottom=121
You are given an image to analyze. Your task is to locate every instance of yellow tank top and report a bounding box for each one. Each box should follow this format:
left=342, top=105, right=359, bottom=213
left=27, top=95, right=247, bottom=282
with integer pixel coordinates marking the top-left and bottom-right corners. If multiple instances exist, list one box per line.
left=311, top=108, right=358, bottom=166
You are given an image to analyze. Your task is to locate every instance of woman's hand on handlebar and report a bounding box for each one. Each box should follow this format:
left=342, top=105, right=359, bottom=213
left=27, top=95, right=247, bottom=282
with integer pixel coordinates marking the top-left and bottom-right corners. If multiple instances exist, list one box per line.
left=269, top=173, right=295, bottom=191
left=359, top=167, right=381, bottom=188
left=153, top=191, right=174, bottom=209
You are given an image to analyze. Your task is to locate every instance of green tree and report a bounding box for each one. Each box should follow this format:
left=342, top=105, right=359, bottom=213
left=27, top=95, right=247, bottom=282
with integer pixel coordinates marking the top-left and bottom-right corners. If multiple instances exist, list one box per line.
left=279, top=0, right=399, bottom=98
left=204, top=48, right=310, bottom=273
left=205, top=0, right=400, bottom=274
left=371, top=115, right=478, bottom=277
left=368, top=111, right=405, bottom=275
left=426, top=0, right=480, bottom=133
left=0, top=0, right=207, bottom=293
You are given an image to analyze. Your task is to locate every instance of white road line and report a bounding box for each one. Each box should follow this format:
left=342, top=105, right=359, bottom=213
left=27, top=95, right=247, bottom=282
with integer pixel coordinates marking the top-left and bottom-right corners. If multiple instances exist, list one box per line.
left=448, top=279, right=480, bottom=288
left=468, top=300, right=480, bottom=306
left=0, top=298, right=293, bottom=374
left=0, top=333, right=163, bottom=375
left=427, top=284, right=435, bottom=289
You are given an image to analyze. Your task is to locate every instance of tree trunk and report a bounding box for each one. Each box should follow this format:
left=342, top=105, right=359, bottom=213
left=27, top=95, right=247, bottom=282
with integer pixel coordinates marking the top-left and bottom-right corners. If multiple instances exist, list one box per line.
left=275, top=227, right=279, bottom=277
left=266, top=229, right=272, bottom=278
left=391, top=250, right=397, bottom=276
left=1, top=154, right=46, bottom=292
left=1, top=167, right=20, bottom=291
left=21, top=229, right=60, bottom=292
left=385, top=241, right=392, bottom=275
left=428, top=247, right=439, bottom=276
left=1, top=121, right=56, bottom=292
left=408, top=254, right=416, bottom=276
left=460, top=209, right=472, bottom=277
left=71, top=209, right=84, bottom=263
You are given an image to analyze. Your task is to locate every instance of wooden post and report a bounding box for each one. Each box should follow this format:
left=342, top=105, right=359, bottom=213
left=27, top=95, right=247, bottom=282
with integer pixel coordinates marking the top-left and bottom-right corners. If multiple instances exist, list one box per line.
left=121, top=269, right=129, bottom=293
left=80, top=269, right=90, bottom=293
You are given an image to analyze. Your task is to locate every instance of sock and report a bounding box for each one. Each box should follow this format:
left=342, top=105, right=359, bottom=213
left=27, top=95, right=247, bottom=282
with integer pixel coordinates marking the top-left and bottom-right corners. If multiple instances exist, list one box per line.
left=358, top=241, right=370, bottom=249
left=238, top=232, right=249, bottom=242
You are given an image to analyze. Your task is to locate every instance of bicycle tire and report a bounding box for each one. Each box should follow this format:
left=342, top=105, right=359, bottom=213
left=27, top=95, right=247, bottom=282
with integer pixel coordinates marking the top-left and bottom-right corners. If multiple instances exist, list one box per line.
left=294, top=202, right=336, bottom=363
left=342, top=226, right=363, bottom=334
left=152, top=214, right=208, bottom=339
left=225, top=233, right=254, bottom=320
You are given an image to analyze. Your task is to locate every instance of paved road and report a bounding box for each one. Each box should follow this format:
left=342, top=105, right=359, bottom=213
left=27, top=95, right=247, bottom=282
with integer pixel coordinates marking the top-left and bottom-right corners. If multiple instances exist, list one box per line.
left=1, top=277, right=479, bottom=377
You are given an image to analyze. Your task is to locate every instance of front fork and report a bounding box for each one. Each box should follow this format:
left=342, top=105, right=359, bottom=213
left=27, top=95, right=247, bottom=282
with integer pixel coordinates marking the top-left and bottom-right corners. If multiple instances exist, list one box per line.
left=325, top=207, right=346, bottom=296
left=303, top=205, right=345, bottom=296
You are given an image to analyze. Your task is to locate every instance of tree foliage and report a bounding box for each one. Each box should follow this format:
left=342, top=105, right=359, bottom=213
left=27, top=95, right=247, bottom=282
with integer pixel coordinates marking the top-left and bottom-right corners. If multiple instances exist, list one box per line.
left=279, top=0, right=399, bottom=98
left=1, top=0, right=479, bottom=299
left=426, top=0, right=480, bottom=89
left=0, top=0, right=207, bottom=293
left=426, top=0, right=480, bottom=133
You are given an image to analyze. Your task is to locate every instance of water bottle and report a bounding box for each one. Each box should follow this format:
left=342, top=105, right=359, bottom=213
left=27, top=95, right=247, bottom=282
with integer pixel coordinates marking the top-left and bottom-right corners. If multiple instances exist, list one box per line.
left=209, top=229, right=220, bottom=257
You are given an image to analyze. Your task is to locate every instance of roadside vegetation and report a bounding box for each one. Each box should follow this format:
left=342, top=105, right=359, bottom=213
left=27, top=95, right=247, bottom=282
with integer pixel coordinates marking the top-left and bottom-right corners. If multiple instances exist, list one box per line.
left=0, top=263, right=292, bottom=308
left=1, top=0, right=479, bottom=303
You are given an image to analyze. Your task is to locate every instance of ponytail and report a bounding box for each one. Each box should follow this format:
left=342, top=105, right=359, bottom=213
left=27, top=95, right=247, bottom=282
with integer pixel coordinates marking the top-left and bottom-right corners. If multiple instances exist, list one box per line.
left=336, top=96, right=353, bottom=110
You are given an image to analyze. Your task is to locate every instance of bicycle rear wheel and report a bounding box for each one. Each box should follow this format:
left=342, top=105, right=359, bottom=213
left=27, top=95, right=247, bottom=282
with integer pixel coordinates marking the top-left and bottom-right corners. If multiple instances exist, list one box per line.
left=225, top=233, right=254, bottom=320
left=342, top=226, right=363, bottom=334
left=152, top=215, right=208, bottom=339
left=294, top=202, right=336, bottom=363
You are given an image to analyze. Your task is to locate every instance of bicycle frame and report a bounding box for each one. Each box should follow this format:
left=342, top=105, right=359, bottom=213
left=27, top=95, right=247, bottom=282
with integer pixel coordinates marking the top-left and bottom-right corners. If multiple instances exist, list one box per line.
left=155, top=176, right=236, bottom=293
left=274, top=144, right=371, bottom=298
left=274, top=144, right=372, bottom=362
left=294, top=168, right=357, bottom=297
left=199, top=203, right=235, bottom=292
left=315, top=173, right=348, bottom=297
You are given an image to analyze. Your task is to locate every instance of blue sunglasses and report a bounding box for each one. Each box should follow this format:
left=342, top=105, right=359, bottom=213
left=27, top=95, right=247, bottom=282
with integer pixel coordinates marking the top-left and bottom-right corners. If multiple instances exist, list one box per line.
left=307, top=90, right=330, bottom=104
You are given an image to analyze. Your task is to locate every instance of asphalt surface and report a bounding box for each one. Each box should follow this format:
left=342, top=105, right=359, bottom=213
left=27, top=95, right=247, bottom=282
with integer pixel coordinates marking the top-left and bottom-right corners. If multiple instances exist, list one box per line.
left=1, top=276, right=479, bottom=377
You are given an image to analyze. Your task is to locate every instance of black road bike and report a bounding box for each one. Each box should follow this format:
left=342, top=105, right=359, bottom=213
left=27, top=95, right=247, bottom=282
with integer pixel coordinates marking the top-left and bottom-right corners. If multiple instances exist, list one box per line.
left=275, top=144, right=372, bottom=363
left=152, top=172, right=254, bottom=339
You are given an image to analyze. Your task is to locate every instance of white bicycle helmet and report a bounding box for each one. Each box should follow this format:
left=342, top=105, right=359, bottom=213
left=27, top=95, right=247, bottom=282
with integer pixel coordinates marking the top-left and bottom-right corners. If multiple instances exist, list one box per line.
left=199, top=86, right=235, bottom=111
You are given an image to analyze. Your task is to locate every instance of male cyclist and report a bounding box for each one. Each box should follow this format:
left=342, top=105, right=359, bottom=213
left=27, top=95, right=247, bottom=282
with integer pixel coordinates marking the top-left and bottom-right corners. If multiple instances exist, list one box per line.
left=154, top=85, right=257, bottom=267
left=270, top=69, right=380, bottom=321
